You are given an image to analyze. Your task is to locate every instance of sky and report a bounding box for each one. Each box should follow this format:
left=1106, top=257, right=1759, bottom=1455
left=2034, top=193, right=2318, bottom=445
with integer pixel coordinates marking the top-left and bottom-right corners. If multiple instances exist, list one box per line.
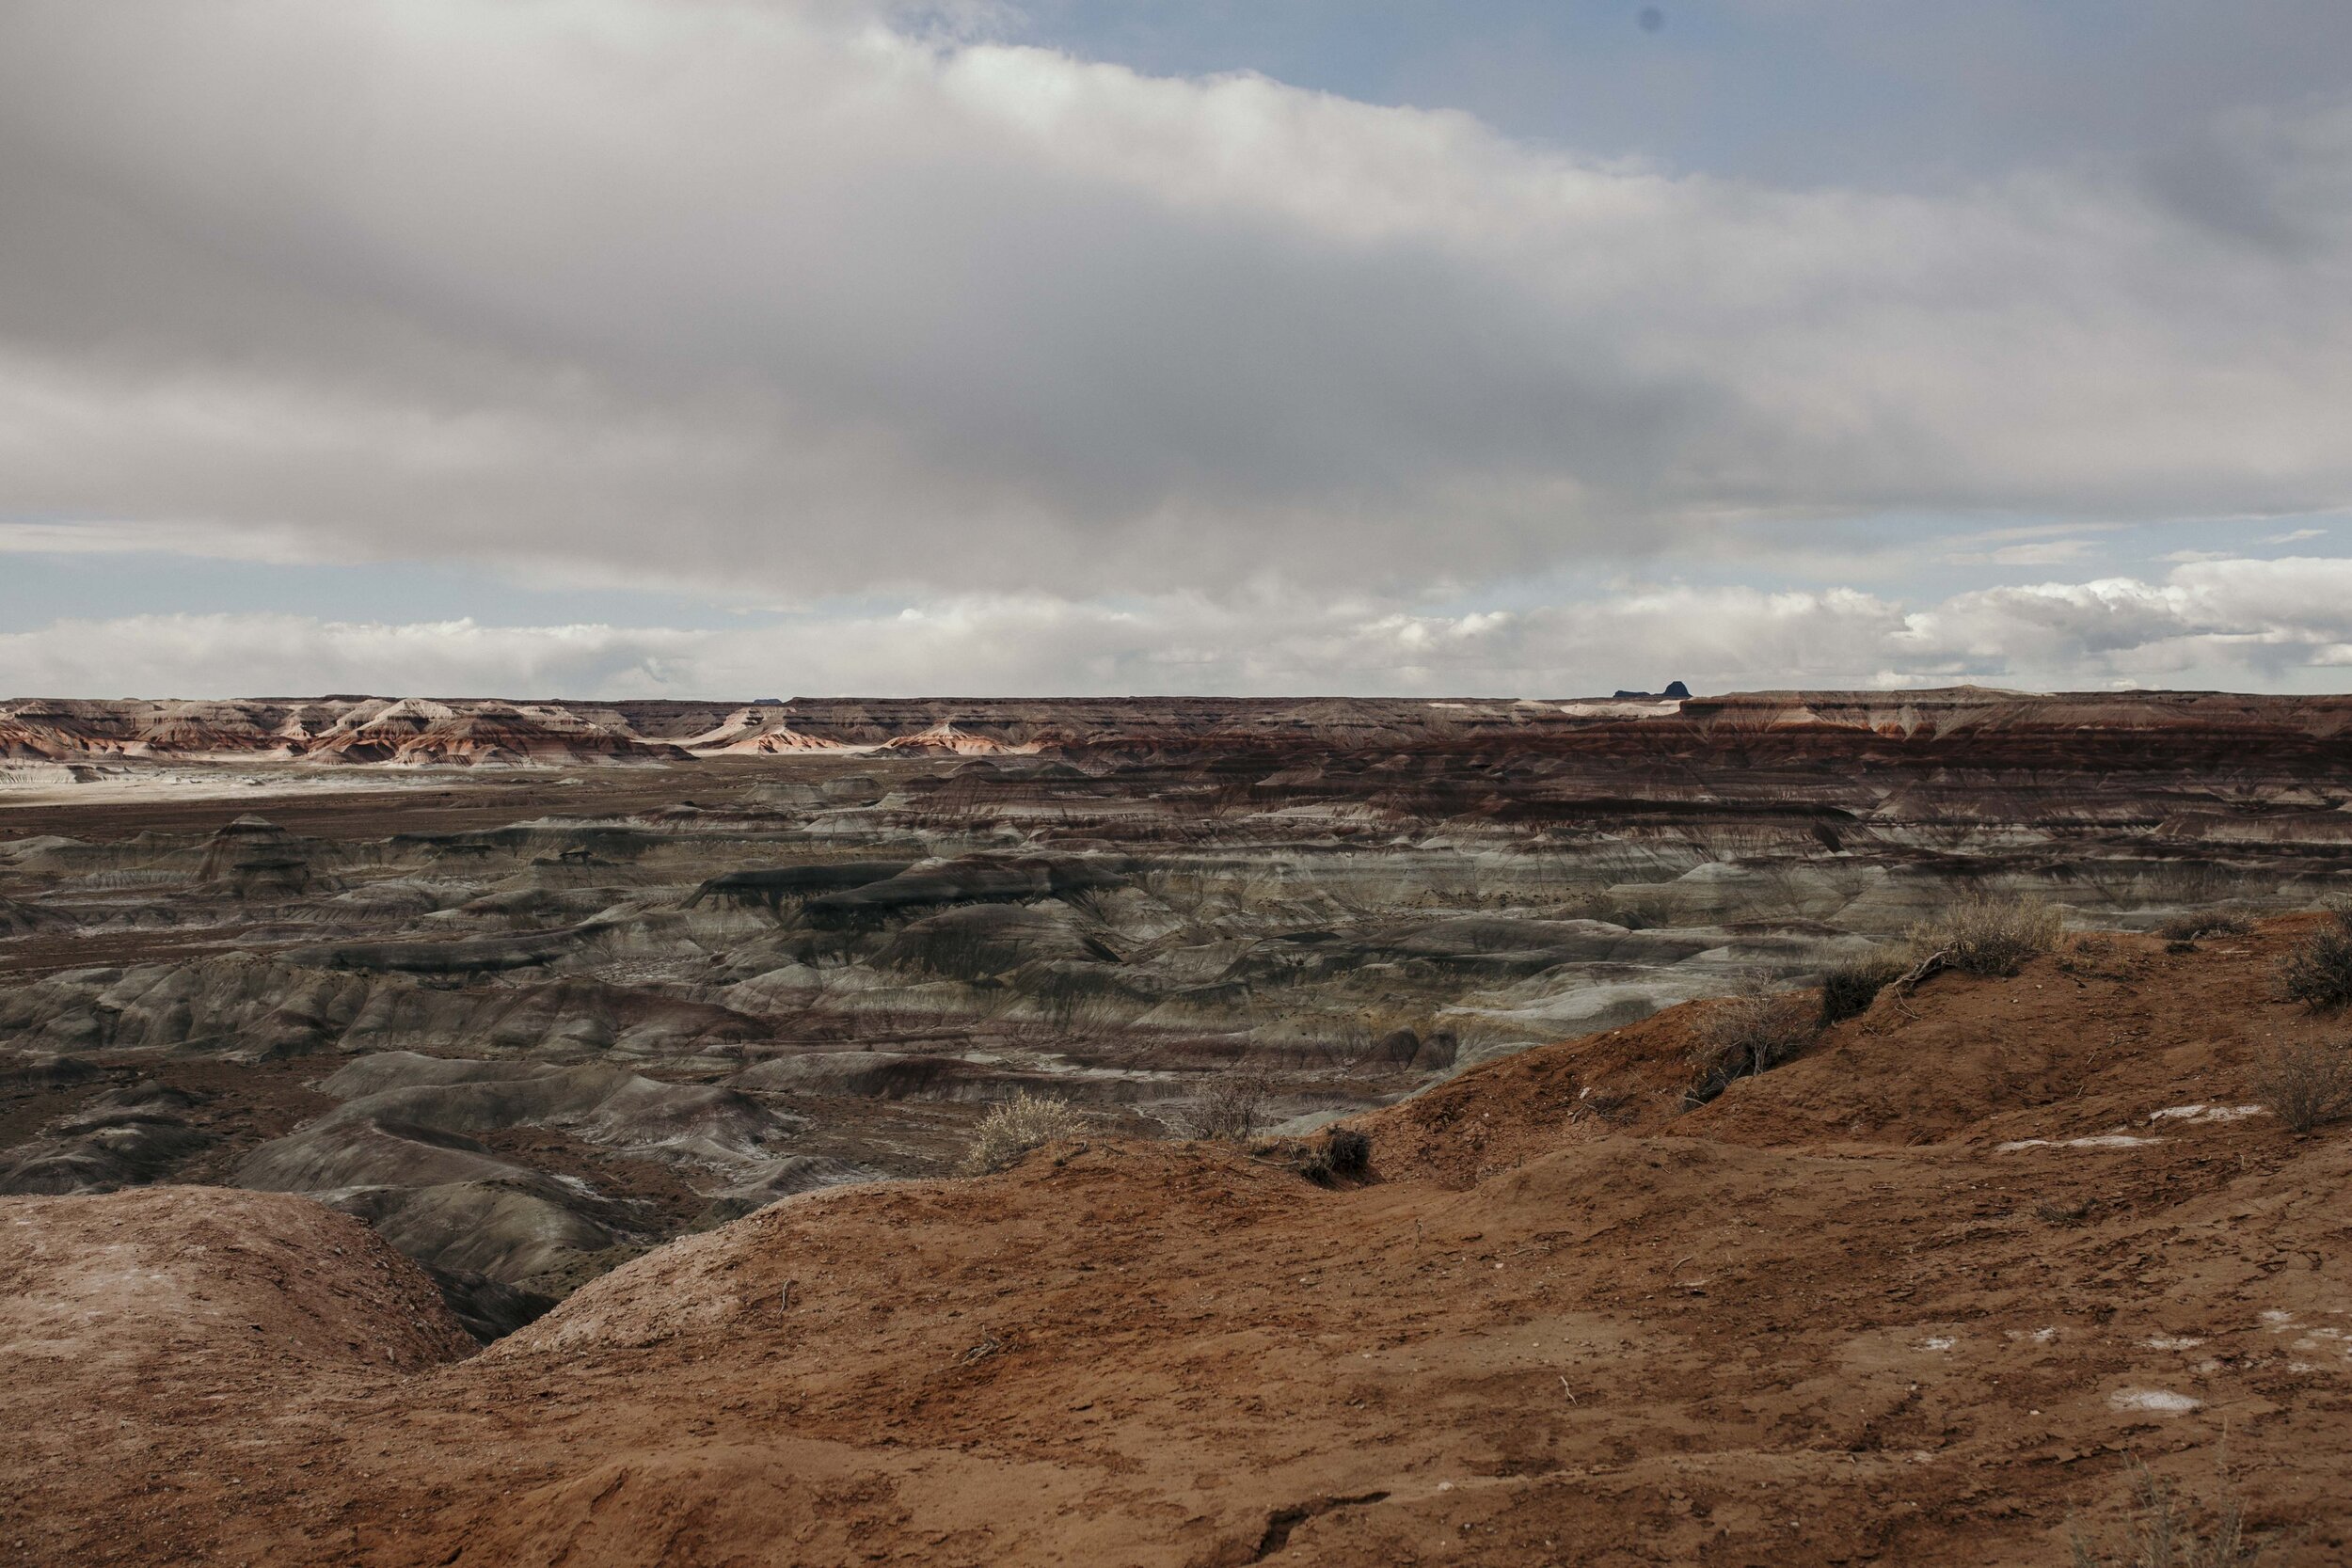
left=3, top=0, right=2351, bottom=699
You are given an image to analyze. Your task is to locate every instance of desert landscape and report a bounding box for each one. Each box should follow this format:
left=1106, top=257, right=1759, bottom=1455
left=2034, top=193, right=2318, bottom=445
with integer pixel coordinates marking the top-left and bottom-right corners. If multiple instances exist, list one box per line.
left=13, top=0, right=2352, bottom=1559
left=4, top=689, right=2351, bottom=1564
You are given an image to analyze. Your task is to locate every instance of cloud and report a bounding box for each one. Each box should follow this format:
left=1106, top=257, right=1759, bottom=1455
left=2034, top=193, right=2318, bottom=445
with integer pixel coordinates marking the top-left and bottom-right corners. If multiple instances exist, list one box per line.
left=0, top=0, right=2349, bottom=611
left=1942, top=537, right=2098, bottom=567
left=12, top=557, right=2352, bottom=699
left=0, top=521, right=321, bottom=562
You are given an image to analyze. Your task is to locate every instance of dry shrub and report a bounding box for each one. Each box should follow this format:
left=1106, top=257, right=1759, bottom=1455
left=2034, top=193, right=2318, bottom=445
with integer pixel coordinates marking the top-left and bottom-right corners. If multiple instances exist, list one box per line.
left=2251, top=1037, right=2352, bottom=1133
left=1820, top=953, right=1907, bottom=1025
left=2156, top=911, right=2254, bottom=942
left=2069, top=1460, right=2265, bottom=1568
left=1180, top=1069, right=1272, bottom=1141
left=959, top=1091, right=1087, bottom=1175
left=1687, top=988, right=1818, bottom=1105
left=2278, top=908, right=2352, bottom=1008
left=1908, top=895, right=2062, bottom=977
left=1300, top=1126, right=1372, bottom=1186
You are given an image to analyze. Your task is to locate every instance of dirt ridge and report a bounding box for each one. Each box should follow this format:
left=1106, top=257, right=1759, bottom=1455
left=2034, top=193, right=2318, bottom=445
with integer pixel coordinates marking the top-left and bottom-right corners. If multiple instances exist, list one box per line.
left=5, top=919, right=2350, bottom=1565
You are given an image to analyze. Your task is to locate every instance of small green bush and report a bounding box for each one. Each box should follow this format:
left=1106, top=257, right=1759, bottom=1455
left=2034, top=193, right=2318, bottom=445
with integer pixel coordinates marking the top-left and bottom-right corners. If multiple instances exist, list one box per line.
left=959, top=1091, right=1088, bottom=1175
left=1820, top=954, right=1907, bottom=1025
left=2279, top=909, right=2352, bottom=1009
left=1907, top=895, right=2062, bottom=977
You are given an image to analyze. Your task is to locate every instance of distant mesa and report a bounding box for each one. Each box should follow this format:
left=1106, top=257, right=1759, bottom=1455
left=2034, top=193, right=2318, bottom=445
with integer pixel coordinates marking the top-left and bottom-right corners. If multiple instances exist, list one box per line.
left=879, top=720, right=1042, bottom=756
left=1613, top=680, right=1692, bottom=701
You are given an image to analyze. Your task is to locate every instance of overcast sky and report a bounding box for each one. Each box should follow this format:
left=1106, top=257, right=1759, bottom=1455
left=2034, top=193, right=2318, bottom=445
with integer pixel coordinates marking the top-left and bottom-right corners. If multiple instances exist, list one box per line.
left=4, top=0, right=2350, bottom=698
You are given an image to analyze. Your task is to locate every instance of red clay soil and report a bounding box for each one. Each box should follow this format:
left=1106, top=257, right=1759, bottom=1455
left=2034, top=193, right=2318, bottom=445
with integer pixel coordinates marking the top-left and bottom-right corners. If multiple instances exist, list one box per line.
left=6, top=923, right=2352, bottom=1567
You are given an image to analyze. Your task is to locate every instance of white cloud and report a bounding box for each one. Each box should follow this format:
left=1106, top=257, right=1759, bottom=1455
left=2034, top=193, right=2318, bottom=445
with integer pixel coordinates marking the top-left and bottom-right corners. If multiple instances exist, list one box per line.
left=11, top=557, right=2352, bottom=699
left=0, top=0, right=2348, bottom=610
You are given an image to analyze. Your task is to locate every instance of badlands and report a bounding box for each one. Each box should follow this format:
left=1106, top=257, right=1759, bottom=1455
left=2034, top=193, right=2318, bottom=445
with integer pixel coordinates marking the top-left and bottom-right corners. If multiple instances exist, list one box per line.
left=4, top=688, right=2351, bottom=1563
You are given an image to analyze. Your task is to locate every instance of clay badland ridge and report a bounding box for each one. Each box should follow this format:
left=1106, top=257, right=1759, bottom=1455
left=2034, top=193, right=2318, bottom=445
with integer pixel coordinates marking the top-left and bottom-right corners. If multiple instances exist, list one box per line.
left=5, top=917, right=2350, bottom=1566
left=6, top=688, right=2351, bottom=768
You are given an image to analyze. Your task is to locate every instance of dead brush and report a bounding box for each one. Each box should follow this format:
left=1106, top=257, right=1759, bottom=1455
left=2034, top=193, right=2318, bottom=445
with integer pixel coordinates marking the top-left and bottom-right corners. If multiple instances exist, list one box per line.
left=958, top=1091, right=1088, bottom=1175
left=1685, top=986, right=1819, bottom=1106
left=1906, top=894, right=2062, bottom=978
left=2156, top=911, right=2254, bottom=943
left=1819, top=953, right=1907, bottom=1025
left=2068, top=1459, right=2267, bottom=1568
left=1179, top=1068, right=1273, bottom=1142
left=1299, top=1126, right=1373, bottom=1186
left=2250, top=1037, right=2352, bottom=1133
left=2277, top=906, right=2352, bottom=1009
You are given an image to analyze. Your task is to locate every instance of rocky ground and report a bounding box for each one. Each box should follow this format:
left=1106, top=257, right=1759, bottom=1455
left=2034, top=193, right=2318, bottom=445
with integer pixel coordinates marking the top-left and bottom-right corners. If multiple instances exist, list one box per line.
left=5, top=690, right=2351, bottom=1337
left=4, top=917, right=2349, bottom=1565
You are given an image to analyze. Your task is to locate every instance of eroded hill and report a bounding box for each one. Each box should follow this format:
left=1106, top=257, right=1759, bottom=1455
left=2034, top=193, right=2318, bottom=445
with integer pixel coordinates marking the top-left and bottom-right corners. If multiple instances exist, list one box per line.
left=3, top=921, right=2348, bottom=1566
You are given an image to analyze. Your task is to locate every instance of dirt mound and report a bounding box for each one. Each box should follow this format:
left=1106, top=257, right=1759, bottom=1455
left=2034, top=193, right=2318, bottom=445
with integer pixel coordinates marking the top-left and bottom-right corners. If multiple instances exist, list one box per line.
left=1, top=1186, right=471, bottom=1566
left=6, top=924, right=2352, bottom=1565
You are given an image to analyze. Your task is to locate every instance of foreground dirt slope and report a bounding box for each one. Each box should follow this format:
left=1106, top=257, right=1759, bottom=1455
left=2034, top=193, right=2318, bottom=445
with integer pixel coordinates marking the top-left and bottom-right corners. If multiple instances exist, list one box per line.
left=5, top=925, right=2350, bottom=1566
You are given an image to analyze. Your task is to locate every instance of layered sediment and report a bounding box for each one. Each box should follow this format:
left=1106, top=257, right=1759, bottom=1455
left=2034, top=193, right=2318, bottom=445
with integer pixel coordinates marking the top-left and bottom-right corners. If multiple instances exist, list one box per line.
left=5, top=689, right=2349, bottom=1341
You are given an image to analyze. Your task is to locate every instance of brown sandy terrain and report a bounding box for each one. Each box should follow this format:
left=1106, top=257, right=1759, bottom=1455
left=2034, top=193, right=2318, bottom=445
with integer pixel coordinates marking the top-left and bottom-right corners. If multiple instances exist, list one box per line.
left=5, top=918, right=2348, bottom=1566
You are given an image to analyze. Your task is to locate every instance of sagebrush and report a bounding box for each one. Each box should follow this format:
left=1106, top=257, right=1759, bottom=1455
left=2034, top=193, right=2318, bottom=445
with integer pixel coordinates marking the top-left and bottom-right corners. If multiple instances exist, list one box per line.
left=2278, top=907, right=2352, bottom=1008
left=959, top=1091, right=1088, bottom=1175
left=1907, top=895, right=2062, bottom=976
left=2251, top=1037, right=2352, bottom=1133
left=1687, top=988, right=1818, bottom=1105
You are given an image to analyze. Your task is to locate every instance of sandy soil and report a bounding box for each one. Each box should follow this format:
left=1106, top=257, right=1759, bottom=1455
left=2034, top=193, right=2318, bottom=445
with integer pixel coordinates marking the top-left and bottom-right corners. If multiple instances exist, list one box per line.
left=4, top=923, right=2349, bottom=1566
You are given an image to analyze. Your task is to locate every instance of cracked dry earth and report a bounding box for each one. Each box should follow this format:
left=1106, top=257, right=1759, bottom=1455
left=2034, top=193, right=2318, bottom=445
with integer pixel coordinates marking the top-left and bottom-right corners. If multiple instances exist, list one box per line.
left=5, top=920, right=2350, bottom=1566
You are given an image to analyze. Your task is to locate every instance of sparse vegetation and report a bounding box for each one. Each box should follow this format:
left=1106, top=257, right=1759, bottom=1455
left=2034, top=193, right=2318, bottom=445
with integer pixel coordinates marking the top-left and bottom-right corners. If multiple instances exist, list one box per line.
left=1820, top=953, right=1907, bottom=1025
left=1180, top=1069, right=1273, bottom=1141
left=1300, top=1126, right=1372, bottom=1186
left=1686, top=985, right=1819, bottom=1105
left=2278, top=907, right=2352, bottom=1009
left=2251, top=1037, right=2352, bottom=1133
left=959, top=1091, right=1088, bottom=1175
left=1907, top=894, right=2063, bottom=977
left=2156, top=911, right=2253, bottom=943
left=2069, top=1460, right=2266, bottom=1568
